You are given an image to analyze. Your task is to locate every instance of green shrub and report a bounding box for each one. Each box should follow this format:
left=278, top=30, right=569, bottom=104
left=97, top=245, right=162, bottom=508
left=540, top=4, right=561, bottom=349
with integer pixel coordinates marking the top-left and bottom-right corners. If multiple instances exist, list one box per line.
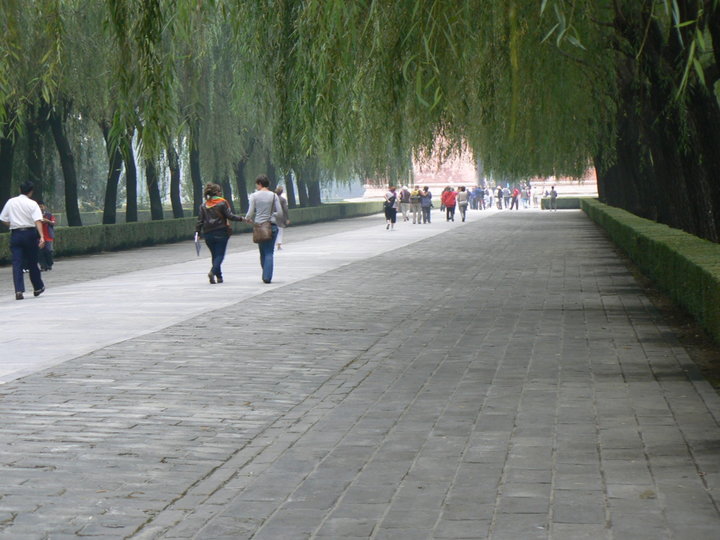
left=582, top=198, right=720, bottom=344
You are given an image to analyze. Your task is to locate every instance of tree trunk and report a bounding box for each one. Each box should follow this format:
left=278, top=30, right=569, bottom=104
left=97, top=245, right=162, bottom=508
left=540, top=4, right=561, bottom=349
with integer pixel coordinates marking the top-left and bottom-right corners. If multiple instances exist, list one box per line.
left=25, top=111, right=45, bottom=203
left=123, top=134, right=138, bottom=222
left=284, top=171, right=297, bottom=209
left=101, top=122, right=123, bottom=225
left=307, top=180, right=322, bottom=206
left=0, top=134, right=15, bottom=212
left=266, top=155, right=277, bottom=188
left=190, top=119, right=203, bottom=216
left=301, top=158, right=322, bottom=206
left=234, top=159, right=250, bottom=212
left=166, top=142, right=184, bottom=218
left=296, top=176, right=309, bottom=207
left=48, top=106, right=82, bottom=226
left=144, top=159, right=164, bottom=220
left=222, top=176, right=235, bottom=212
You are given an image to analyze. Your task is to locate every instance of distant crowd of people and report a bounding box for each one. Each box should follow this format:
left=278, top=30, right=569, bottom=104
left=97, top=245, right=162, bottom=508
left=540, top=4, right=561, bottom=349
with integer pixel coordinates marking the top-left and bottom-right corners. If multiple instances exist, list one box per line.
left=383, top=184, right=559, bottom=229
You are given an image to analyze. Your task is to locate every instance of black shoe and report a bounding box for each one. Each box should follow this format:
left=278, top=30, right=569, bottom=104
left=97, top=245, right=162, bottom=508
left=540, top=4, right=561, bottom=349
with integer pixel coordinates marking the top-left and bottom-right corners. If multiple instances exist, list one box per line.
left=15, top=292, right=23, bottom=300
left=216, top=276, right=223, bottom=283
left=33, top=287, right=44, bottom=297
left=208, top=272, right=216, bottom=284
left=263, top=279, right=271, bottom=284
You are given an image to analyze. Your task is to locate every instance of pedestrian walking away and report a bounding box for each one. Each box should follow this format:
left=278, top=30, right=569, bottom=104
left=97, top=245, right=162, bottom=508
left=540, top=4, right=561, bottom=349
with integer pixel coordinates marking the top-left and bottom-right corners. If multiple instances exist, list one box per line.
left=503, top=186, right=511, bottom=208
left=456, top=186, right=469, bottom=221
left=274, top=186, right=291, bottom=250
left=196, top=183, right=246, bottom=284
left=420, top=186, right=433, bottom=223
left=409, top=186, right=422, bottom=224
left=510, top=187, right=520, bottom=210
left=550, top=185, right=558, bottom=211
left=384, top=186, right=399, bottom=230
left=0, top=181, right=46, bottom=300
left=37, top=201, right=56, bottom=271
left=246, top=175, right=283, bottom=283
left=441, top=186, right=457, bottom=221
left=398, top=186, right=411, bottom=222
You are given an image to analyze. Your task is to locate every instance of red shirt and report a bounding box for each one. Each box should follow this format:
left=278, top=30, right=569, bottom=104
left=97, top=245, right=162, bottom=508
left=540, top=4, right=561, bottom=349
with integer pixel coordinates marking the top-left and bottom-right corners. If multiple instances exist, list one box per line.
left=441, top=190, right=458, bottom=207
left=41, top=212, right=56, bottom=242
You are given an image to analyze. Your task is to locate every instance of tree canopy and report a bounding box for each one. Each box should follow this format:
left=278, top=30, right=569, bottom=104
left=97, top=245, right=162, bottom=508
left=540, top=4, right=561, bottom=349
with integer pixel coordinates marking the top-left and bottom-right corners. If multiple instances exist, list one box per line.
left=1, top=1, right=719, bottom=238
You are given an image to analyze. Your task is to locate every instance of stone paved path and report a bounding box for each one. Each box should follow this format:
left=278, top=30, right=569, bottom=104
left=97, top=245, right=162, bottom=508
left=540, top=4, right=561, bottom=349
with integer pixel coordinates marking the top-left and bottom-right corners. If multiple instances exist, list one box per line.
left=0, top=209, right=718, bottom=539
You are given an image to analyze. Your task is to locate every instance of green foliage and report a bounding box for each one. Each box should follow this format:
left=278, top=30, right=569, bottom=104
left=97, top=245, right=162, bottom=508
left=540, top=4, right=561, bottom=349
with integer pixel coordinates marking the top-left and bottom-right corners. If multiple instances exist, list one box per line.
left=2, top=0, right=717, bottom=216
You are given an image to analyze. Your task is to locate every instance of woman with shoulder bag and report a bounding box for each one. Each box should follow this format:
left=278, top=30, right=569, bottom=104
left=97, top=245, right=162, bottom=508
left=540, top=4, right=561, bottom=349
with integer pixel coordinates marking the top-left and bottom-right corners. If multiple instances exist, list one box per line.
left=196, top=183, right=246, bottom=284
left=246, top=174, right=283, bottom=283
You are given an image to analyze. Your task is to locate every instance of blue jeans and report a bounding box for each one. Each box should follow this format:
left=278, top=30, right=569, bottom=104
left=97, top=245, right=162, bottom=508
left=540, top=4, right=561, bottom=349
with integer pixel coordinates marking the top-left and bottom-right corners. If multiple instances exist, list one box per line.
left=10, top=228, right=44, bottom=293
left=258, top=224, right=279, bottom=282
left=204, top=229, right=230, bottom=278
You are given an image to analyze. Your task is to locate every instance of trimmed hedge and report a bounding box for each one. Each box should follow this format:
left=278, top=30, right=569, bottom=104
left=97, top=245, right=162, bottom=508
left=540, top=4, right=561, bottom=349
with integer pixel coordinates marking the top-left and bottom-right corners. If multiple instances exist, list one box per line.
left=0, top=201, right=383, bottom=264
left=51, top=209, right=180, bottom=227
left=582, top=198, right=720, bottom=343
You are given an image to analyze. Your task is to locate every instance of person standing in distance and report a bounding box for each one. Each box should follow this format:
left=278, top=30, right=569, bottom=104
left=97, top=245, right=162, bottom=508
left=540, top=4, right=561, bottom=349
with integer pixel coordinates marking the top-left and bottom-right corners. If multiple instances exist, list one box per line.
left=0, top=181, right=46, bottom=300
left=246, top=175, right=283, bottom=283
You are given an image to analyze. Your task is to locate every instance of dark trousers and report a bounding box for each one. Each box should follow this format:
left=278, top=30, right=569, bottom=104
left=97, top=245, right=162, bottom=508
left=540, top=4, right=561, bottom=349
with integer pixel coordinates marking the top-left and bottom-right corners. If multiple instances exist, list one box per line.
left=39, top=243, right=54, bottom=270
left=204, top=229, right=230, bottom=278
left=421, top=206, right=431, bottom=223
left=10, top=229, right=44, bottom=293
left=384, top=207, right=397, bottom=224
left=258, top=224, right=279, bottom=282
left=446, top=206, right=456, bottom=221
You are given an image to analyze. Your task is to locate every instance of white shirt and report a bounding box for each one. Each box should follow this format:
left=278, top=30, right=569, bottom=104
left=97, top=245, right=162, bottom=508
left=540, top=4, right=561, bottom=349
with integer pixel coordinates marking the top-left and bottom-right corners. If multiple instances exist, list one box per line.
left=0, top=194, right=43, bottom=229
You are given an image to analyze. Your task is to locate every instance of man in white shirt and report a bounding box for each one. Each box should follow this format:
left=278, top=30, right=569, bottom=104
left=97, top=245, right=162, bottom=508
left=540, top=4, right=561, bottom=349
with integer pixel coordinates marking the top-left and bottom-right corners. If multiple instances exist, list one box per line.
left=0, top=181, right=46, bottom=300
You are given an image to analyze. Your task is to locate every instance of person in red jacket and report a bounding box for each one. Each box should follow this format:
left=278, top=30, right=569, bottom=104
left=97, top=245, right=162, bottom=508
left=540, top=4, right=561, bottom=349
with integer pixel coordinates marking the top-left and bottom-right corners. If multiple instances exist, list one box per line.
left=441, top=186, right=458, bottom=221
left=510, top=187, right=521, bottom=210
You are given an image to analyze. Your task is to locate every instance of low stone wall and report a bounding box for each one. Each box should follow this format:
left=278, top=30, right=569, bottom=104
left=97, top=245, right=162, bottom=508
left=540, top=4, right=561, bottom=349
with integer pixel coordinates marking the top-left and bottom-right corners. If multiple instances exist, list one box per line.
left=540, top=197, right=581, bottom=210
left=582, top=198, right=720, bottom=344
left=0, top=201, right=383, bottom=265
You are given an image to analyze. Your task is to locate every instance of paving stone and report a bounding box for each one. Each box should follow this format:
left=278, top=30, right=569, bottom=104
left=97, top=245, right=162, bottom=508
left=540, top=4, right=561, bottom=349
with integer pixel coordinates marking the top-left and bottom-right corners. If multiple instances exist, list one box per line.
left=432, top=518, right=490, bottom=538
left=0, top=210, right=718, bottom=539
left=552, top=490, right=606, bottom=524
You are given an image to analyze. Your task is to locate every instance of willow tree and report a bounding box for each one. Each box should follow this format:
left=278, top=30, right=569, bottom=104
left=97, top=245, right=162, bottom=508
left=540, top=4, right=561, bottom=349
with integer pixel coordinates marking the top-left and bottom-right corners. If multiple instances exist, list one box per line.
left=0, top=0, right=65, bottom=209
left=586, top=1, right=720, bottom=241
left=100, top=1, right=719, bottom=239
left=61, top=0, right=129, bottom=224
left=255, top=0, right=718, bottom=238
